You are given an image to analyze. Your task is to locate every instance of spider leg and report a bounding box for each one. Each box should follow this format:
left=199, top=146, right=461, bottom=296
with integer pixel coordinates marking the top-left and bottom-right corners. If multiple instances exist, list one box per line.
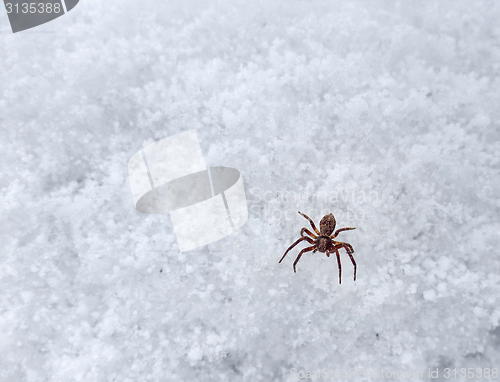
left=293, top=246, right=316, bottom=273
left=300, top=227, right=317, bottom=239
left=330, top=227, right=356, bottom=239
left=279, top=236, right=315, bottom=263
left=298, top=211, right=320, bottom=235
left=333, top=241, right=354, bottom=254
left=333, top=241, right=356, bottom=281
left=335, top=249, right=342, bottom=284
left=348, top=252, right=357, bottom=281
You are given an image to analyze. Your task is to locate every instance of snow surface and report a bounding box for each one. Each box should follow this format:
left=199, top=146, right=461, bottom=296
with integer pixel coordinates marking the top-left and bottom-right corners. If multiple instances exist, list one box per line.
left=1, top=0, right=500, bottom=381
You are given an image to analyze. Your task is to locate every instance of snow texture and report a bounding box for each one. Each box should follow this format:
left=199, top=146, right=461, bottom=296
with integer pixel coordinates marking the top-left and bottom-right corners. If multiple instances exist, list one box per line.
left=1, top=0, right=500, bottom=381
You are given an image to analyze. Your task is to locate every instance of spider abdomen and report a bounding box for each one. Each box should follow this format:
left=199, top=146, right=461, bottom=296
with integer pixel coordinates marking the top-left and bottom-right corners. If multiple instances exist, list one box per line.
left=316, top=236, right=332, bottom=252
left=319, top=213, right=336, bottom=236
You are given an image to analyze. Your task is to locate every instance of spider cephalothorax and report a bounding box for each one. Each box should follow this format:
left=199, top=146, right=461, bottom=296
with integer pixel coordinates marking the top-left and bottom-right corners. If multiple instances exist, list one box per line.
left=279, top=211, right=356, bottom=284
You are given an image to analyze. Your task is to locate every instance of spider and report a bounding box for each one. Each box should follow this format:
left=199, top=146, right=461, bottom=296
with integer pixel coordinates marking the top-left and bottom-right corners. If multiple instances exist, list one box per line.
left=279, top=211, right=356, bottom=284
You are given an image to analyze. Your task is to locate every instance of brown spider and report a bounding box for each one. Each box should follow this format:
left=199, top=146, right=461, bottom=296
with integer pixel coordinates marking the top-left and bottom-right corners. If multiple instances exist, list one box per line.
left=279, top=211, right=356, bottom=284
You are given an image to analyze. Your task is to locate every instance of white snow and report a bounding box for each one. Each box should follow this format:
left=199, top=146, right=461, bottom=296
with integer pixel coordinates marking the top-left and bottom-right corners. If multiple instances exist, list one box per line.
left=1, top=0, right=500, bottom=381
